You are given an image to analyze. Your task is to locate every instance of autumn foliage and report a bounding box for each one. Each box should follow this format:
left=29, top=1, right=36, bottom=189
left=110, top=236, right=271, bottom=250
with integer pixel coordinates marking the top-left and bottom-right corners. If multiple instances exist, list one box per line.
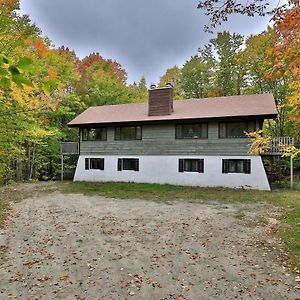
left=0, top=0, right=300, bottom=183
left=265, top=5, right=300, bottom=135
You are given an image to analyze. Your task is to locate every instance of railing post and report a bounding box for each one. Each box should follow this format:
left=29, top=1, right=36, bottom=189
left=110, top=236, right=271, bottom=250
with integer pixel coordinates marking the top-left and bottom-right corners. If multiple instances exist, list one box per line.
left=290, top=156, right=293, bottom=190
left=61, top=154, right=64, bottom=181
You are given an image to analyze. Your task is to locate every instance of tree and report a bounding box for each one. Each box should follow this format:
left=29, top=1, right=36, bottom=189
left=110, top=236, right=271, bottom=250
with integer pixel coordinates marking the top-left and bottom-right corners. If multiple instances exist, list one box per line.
left=197, top=0, right=296, bottom=32
left=158, top=66, right=184, bottom=99
left=239, top=28, right=292, bottom=137
left=240, top=28, right=275, bottom=94
left=78, top=57, right=130, bottom=107
left=181, top=55, right=213, bottom=98
left=208, top=31, right=244, bottom=96
left=127, top=76, right=148, bottom=103
left=76, top=52, right=129, bottom=106
left=265, top=4, right=300, bottom=137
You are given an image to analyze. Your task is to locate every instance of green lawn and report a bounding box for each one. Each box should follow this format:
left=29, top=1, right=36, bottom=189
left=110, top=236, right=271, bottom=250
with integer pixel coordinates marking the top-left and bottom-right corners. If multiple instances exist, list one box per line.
left=60, top=180, right=300, bottom=269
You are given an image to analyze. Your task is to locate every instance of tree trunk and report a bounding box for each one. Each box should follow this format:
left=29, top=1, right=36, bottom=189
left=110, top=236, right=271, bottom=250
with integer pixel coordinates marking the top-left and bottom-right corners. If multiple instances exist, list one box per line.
left=27, top=141, right=31, bottom=180
left=29, top=143, right=36, bottom=180
left=16, top=152, right=22, bottom=181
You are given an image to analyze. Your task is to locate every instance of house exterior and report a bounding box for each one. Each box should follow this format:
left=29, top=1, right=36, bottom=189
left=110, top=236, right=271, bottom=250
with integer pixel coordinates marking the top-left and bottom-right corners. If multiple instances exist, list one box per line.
left=68, top=86, right=278, bottom=190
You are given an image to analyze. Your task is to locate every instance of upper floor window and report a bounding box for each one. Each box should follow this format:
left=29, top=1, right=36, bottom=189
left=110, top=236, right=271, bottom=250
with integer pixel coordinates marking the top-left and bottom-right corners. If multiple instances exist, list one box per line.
left=82, top=128, right=107, bottom=141
left=115, top=126, right=142, bottom=140
left=219, top=121, right=256, bottom=138
left=176, top=123, right=208, bottom=139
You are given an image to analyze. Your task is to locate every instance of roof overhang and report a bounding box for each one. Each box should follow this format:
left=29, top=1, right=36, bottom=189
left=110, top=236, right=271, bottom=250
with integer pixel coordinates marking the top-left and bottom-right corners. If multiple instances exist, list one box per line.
left=68, top=114, right=277, bottom=128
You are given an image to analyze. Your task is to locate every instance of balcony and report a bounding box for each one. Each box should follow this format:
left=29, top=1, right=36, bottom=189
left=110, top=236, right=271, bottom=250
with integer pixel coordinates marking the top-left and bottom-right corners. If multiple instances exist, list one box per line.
left=262, top=137, right=294, bottom=156
left=60, top=142, right=79, bottom=155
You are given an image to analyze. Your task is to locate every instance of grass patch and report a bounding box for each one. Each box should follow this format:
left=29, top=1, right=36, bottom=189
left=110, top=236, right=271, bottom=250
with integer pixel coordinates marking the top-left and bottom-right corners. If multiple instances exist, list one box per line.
left=60, top=180, right=300, bottom=268
left=59, top=180, right=299, bottom=203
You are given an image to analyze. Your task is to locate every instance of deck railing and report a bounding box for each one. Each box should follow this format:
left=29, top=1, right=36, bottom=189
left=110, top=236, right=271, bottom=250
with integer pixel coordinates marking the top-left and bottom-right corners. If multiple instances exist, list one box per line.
left=263, top=137, right=294, bottom=155
left=60, top=142, right=79, bottom=155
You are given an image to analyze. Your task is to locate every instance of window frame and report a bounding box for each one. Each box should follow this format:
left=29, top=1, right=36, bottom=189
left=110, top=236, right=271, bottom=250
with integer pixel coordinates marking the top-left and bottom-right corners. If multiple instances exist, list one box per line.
left=178, top=158, right=204, bottom=173
left=222, top=159, right=251, bottom=174
left=85, top=158, right=105, bottom=170
left=117, top=158, right=139, bottom=171
left=114, top=126, right=142, bottom=141
left=82, top=127, right=107, bottom=141
left=218, top=121, right=256, bottom=138
left=175, top=123, right=208, bottom=139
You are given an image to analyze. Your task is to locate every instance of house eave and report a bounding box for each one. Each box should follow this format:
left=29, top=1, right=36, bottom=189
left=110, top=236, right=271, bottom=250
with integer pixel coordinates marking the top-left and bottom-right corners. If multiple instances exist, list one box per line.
left=67, top=113, right=278, bottom=128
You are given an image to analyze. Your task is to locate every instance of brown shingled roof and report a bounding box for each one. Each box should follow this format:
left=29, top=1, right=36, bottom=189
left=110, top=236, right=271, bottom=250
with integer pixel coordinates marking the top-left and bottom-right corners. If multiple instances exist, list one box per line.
left=68, top=94, right=277, bottom=127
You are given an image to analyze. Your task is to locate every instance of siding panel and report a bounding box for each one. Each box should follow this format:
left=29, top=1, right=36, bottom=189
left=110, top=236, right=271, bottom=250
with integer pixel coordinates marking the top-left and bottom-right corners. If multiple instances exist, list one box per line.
left=80, top=122, right=253, bottom=156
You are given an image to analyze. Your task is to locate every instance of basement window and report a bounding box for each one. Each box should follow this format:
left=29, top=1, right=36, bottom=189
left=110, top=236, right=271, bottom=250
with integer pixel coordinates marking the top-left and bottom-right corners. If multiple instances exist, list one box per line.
left=222, top=159, right=251, bottom=174
left=85, top=158, right=104, bottom=170
left=178, top=159, right=204, bottom=173
left=82, top=128, right=107, bottom=141
left=117, top=158, right=139, bottom=171
left=115, top=126, right=142, bottom=140
left=176, top=123, right=208, bottom=139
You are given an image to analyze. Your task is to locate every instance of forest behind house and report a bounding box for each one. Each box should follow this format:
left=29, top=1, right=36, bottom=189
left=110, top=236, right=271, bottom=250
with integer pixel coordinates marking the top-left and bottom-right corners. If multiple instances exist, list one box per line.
left=0, top=0, right=299, bottom=184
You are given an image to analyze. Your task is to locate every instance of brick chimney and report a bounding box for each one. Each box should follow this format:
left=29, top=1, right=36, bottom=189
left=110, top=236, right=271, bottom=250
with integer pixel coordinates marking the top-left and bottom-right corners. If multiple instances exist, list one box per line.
left=148, top=84, right=173, bottom=116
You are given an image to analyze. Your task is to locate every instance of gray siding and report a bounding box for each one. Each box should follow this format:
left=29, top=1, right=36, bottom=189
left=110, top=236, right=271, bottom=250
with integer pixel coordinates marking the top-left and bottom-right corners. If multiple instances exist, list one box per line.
left=80, top=122, right=256, bottom=156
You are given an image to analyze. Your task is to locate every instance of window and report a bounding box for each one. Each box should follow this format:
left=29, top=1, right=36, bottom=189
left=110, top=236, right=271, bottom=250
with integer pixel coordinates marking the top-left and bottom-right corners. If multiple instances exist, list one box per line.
left=85, top=158, right=104, bottom=170
left=82, top=128, right=107, bottom=141
left=178, top=159, right=204, bottom=173
left=176, top=123, right=208, bottom=139
left=219, top=121, right=256, bottom=138
left=222, top=159, right=251, bottom=174
left=117, top=158, right=139, bottom=171
left=115, top=126, right=142, bottom=140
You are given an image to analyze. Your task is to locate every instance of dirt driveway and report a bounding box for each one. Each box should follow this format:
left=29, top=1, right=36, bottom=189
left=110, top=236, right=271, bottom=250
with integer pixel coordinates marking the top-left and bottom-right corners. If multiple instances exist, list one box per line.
left=0, top=186, right=298, bottom=299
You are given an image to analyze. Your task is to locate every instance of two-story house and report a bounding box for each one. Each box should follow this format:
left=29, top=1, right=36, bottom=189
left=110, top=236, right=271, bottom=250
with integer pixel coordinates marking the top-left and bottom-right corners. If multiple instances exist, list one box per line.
left=68, top=85, right=277, bottom=190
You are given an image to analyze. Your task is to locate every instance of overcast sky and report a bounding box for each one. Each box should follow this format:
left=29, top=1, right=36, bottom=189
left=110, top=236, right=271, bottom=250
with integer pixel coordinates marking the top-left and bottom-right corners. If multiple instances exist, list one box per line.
left=20, top=0, right=277, bottom=85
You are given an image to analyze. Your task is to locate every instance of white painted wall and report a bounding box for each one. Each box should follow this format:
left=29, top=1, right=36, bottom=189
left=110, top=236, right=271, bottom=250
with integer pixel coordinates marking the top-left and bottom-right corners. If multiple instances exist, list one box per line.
left=74, top=155, right=270, bottom=190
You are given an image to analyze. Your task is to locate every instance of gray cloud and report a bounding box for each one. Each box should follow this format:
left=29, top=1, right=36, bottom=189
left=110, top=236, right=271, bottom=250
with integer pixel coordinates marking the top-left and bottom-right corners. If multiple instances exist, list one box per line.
left=20, top=0, right=274, bottom=84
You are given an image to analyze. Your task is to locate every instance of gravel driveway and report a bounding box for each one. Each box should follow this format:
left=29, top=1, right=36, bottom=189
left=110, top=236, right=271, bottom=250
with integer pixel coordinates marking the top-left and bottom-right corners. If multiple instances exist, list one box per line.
left=0, top=189, right=298, bottom=299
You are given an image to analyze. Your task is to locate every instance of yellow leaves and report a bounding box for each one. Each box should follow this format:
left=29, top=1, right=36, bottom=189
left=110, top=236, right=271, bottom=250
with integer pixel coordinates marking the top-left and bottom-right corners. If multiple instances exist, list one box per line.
left=281, top=146, right=300, bottom=159
left=24, top=126, right=60, bottom=143
left=247, top=130, right=271, bottom=155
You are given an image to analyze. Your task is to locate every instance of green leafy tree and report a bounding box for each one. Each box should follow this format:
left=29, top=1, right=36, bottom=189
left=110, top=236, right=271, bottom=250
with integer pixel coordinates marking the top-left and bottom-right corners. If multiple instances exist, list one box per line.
left=127, top=76, right=148, bottom=103
left=209, top=31, right=244, bottom=96
left=181, top=55, right=213, bottom=98
left=158, top=66, right=184, bottom=99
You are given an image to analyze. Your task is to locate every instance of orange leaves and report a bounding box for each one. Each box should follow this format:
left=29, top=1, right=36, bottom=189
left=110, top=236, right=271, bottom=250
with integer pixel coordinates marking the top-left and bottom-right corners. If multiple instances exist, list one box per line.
left=264, top=5, right=300, bottom=89
left=35, top=39, right=49, bottom=58
left=0, top=0, right=19, bottom=15
left=45, top=67, right=58, bottom=80
left=77, top=52, right=127, bottom=84
left=271, top=5, right=300, bottom=135
left=208, top=90, right=221, bottom=97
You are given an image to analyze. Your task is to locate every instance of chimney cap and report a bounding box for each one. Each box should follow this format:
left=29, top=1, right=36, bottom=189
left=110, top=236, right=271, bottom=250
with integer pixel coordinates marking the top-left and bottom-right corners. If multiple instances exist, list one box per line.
left=150, top=84, right=156, bottom=89
left=165, top=82, right=173, bottom=88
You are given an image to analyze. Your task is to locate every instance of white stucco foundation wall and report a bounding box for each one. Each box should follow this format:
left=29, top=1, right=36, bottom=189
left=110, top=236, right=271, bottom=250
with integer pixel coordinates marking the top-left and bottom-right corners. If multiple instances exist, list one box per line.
left=74, top=155, right=271, bottom=191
